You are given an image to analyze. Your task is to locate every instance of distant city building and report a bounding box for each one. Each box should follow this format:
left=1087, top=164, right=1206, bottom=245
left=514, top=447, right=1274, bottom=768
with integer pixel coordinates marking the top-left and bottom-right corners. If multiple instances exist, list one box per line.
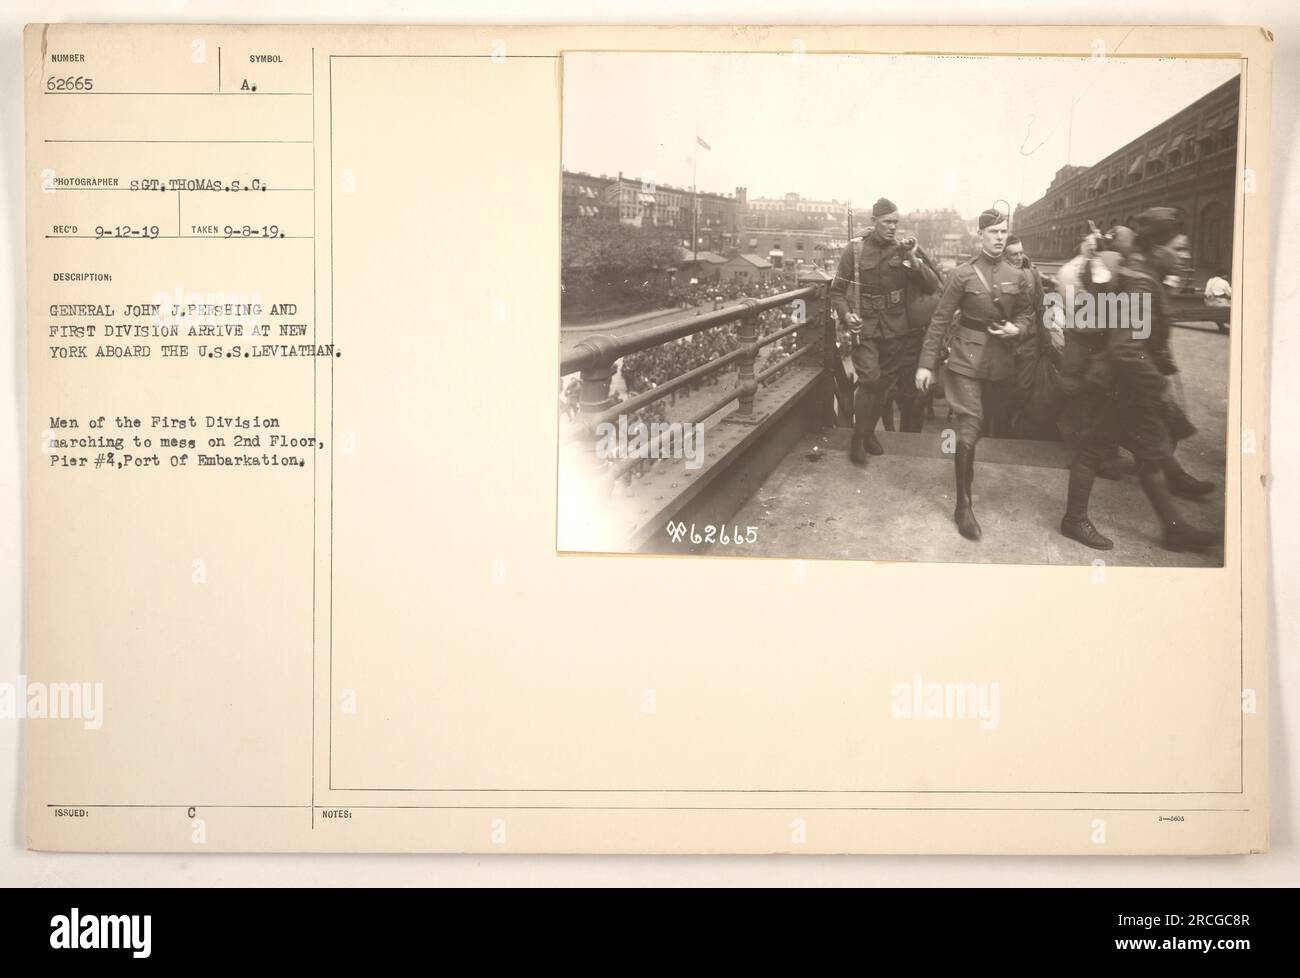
left=721, top=253, right=772, bottom=284
left=564, top=170, right=982, bottom=268
left=561, top=170, right=617, bottom=222
left=747, top=192, right=849, bottom=231
left=695, top=187, right=745, bottom=253
left=559, top=170, right=742, bottom=252
left=896, top=209, right=972, bottom=254
left=675, top=247, right=729, bottom=283
left=740, top=227, right=848, bottom=269
left=935, top=232, right=968, bottom=260
left=1013, top=75, right=1239, bottom=269
left=603, top=173, right=669, bottom=228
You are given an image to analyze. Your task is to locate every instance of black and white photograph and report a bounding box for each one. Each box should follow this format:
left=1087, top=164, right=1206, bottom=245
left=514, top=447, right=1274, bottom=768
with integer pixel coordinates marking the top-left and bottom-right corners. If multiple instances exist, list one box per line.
left=558, top=52, right=1241, bottom=566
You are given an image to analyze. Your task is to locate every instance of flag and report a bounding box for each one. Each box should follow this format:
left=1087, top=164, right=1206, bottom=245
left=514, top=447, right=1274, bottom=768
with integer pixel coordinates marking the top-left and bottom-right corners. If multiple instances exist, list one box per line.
left=696, top=136, right=711, bottom=151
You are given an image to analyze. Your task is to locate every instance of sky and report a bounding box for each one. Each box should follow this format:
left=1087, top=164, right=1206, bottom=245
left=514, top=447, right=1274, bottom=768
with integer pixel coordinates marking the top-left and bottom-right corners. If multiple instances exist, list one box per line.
left=562, top=52, right=1240, bottom=217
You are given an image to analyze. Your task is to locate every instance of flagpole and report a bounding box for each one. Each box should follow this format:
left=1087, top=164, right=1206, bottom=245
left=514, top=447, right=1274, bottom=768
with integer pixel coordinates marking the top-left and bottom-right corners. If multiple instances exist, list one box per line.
left=692, top=131, right=699, bottom=261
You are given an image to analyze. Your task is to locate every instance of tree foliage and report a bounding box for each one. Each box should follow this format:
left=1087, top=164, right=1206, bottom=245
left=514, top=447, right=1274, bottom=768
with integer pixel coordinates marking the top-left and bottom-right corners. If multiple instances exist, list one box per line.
left=561, top=220, right=682, bottom=317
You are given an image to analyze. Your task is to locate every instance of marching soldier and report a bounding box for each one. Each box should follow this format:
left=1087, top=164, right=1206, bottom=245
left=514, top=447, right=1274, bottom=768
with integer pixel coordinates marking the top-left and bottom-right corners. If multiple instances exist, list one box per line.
left=830, top=198, right=939, bottom=464
left=1057, top=207, right=1218, bottom=552
left=1058, top=224, right=1215, bottom=498
left=915, top=208, right=1033, bottom=541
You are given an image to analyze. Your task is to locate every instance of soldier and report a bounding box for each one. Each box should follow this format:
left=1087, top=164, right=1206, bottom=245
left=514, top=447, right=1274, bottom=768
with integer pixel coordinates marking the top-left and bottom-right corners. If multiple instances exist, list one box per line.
left=1004, top=235, right=1043, bottom=313
left=1066, top=224, right=1215, bottom=498
left=830, top=197, right=939, bottom=464
left=915, top=208, right=1033, bottom=541
left=1057, top=207, right=1218, bottom=552
left=1004, top=234, right=1063, bottom=441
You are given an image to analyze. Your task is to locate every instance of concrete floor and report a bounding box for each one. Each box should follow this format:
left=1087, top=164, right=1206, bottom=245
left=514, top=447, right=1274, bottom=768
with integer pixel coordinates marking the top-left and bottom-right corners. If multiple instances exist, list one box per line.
left=710, top=322, right=1228, bottom=567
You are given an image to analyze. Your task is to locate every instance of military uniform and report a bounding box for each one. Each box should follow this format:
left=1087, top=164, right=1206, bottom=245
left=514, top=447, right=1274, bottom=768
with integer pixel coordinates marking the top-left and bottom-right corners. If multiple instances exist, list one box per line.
left=1005, top=258, right=1063, bottom=439
left=1019, top=260, right=1045, bottom=318
left=1058, top=213, right=1218, bottom=554
left=1065, top=252, right=1175, bottom=473
left=830, top=230, right=938, bottom=441
left=918, top=251, right=1034, bottom=447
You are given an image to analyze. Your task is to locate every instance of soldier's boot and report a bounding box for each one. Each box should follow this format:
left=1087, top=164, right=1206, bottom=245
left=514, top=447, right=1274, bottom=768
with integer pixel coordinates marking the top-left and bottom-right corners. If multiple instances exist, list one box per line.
left=1164, top=458, right=1215, bottom=500
left=953, top=444, right=981, bottom=541
left=1060, top=463, right=1113, bottom=550
left=862, top=387, right=887, bottom=456
left=880, top=393, right=896, bottom=432
left=1138, top=468, right=1219, bottom=552
left=849, top=387, right=884, bottom=465
left=897, top=403, right=916, bottom=433
left=894, top=392, right=925, bottom=434
left=900, top=391, right=926, bottom=433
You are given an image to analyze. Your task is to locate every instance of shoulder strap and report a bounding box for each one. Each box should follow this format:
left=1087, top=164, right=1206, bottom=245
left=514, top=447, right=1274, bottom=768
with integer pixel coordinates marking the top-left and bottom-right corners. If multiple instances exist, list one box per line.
left=971, top=259, right=1008, bottom=321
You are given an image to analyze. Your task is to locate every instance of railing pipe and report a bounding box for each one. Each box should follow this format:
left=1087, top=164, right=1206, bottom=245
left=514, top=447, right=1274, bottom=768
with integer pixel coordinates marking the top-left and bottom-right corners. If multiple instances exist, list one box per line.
left=560, top=286, right=817, bottom=376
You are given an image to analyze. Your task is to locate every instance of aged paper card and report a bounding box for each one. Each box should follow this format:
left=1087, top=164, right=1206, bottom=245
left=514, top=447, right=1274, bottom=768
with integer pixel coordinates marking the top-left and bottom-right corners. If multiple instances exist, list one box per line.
left=24, top=24, right=1272, bottom=853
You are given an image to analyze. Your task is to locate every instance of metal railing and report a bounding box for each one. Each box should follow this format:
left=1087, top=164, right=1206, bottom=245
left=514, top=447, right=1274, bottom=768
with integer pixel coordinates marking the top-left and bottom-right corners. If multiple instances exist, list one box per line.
left=560, top=281, right=833, bottom=482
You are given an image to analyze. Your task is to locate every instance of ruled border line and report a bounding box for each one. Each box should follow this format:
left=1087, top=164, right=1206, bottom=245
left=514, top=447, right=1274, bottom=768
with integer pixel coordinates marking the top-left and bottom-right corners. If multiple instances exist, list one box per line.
left=319, top=51, right=1253, bottom=803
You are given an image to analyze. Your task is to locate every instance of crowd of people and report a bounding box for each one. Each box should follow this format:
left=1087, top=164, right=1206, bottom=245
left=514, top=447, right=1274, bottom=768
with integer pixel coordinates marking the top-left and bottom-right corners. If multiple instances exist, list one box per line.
left=560, top=279, right=808, bottom=476
left=619, top=285, right=803, bottom=432
left=669, top=278, right=795, bottom=312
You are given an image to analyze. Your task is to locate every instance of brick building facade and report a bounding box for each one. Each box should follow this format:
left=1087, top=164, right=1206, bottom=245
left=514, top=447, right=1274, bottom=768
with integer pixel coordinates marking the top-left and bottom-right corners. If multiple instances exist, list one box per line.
left=1013, top=76, right=1239, bottom=273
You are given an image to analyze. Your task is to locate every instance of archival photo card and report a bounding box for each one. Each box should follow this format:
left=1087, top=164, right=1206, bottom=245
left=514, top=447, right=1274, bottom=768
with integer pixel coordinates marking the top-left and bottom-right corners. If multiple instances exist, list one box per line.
left=23, top=25, right=1270, bottom=855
